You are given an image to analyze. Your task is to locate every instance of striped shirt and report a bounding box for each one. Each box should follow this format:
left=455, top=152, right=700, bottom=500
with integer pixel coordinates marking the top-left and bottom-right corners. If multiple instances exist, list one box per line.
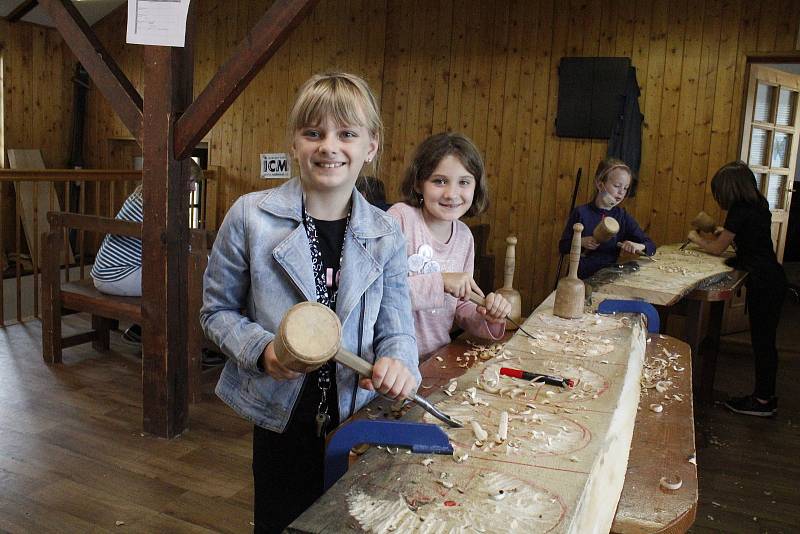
left=91, top=188, right=143, bottom=283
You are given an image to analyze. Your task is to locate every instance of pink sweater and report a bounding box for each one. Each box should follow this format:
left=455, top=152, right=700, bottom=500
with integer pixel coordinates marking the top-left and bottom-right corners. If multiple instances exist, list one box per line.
left=388, top=203, right=505, bottom=360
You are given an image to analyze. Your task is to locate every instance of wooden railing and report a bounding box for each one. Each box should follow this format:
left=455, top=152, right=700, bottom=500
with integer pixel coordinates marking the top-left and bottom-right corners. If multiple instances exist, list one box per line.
left=0, top=168, right=217, bottom=326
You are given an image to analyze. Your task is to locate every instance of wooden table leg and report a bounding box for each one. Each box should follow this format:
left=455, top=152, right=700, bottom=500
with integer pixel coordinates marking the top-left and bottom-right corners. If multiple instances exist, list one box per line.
left=655, top=304, right=670, bottom=334
left=697, top=300, right=724, bottom=404
left=684, top=298, right=707, bottom=402
left=91, top=315, right=112, bottom=351
left=684, top=299, right=706, bottom=360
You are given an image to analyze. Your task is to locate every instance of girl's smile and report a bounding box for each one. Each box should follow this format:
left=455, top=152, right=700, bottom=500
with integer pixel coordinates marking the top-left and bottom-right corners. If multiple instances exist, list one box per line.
left=292, top=116, right=377, bottom=194
left=418, top=155, right=476, bottom=233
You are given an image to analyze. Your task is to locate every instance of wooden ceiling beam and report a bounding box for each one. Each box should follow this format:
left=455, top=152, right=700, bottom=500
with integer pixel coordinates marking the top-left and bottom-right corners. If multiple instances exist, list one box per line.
left=6, top=0, right=39, bottom=22
left=173, top=0, right=318, bottom=159
left=38, top=0, right=143, bottom=144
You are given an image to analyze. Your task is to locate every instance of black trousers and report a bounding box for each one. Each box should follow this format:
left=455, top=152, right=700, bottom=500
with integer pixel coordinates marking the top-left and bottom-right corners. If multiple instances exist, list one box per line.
left=252, top=423, right=326, bottom=534
left=252, top=365, right=340, bottom=534
left=746, top=281, right=787, bottom=399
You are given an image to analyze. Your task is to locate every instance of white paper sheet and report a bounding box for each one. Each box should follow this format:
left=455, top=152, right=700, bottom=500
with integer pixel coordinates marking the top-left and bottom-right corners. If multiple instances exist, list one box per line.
left=126, top=0, right=192, bottom=47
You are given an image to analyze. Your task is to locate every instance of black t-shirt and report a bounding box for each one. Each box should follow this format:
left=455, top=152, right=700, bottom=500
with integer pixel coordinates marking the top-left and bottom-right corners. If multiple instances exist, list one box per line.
left=724, top=199, right=786, bottom=289
left=253, top=216, right=349, bottom=528
left=313, top=216, right=348, bottom=307
left=284, top=216, right=348, bottom=433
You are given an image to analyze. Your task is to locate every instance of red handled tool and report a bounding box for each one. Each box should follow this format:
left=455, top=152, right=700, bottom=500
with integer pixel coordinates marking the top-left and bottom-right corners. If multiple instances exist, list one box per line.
left=500, top=367, right=574, bottom=388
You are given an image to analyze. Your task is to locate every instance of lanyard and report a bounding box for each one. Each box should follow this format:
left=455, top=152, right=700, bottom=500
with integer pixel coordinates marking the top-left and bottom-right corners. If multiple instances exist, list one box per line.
left=301, top=195, right=350, bottom=436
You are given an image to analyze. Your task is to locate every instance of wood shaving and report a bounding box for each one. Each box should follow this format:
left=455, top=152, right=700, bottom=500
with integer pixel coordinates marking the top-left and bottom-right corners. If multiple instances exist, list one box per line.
left=659, top=475, right=682, bottom=491
left=471, top=421, right=488, bottom=442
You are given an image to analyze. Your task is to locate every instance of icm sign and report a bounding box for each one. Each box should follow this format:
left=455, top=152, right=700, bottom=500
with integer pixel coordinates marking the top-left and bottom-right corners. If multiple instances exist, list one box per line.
left=260, top=153, right=291, bottom=179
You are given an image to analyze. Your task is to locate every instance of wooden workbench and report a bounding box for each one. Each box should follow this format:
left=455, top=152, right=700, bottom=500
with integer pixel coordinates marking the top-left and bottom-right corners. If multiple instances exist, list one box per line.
left=290, top=307, right=697, bottom=532
left=587, top=244, right=734, bottom=306
left=588, top=243, right=747, bottom=403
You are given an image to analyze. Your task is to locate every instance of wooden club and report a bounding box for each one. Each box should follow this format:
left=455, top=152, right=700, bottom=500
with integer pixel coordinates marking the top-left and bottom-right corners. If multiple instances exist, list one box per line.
left=495, top=236, right=523, bottom=329
left=553, top=223, right=585, bottom=319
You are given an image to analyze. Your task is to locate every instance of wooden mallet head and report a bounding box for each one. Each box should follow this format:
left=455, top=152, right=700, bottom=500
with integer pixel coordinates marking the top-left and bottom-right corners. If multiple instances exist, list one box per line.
left=592, top=216, right=619, bottom=244
left=273, top=302, right=342, bottom=373
left=273, top=302, right=465, bottom=428
left=553, top=223, right=585, bottom=319
left=690, top=211, right=716, bottom=233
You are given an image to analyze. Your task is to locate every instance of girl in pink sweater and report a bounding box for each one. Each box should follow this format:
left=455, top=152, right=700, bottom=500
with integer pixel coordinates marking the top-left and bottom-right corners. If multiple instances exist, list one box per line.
left=388, top=133, right=511, bottom=360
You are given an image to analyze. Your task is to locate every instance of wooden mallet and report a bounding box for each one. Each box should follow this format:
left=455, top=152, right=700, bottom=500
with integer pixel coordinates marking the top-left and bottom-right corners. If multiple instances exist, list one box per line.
left=553, top=223, right=585, bottom=319
left=496, top=236, right=523, bottom=329
left=592, top=216, right=619, bottom=244
left=273, top=302, right=463, bottom=428
left=680, top=211, right=717, bottom=250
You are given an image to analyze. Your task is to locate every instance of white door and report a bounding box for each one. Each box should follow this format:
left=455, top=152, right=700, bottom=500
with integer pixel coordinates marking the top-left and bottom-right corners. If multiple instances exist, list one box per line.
left=724, top=64, right=800, bottom=334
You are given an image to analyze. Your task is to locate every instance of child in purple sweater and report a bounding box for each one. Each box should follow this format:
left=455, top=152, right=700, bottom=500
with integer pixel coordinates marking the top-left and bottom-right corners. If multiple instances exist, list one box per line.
left=389, top=133, right=512, bottom=360
left=558, top=158, right=656, bottom=279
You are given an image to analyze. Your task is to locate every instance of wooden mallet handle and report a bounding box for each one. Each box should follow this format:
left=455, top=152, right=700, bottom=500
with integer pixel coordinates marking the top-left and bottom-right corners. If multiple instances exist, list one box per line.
left=568, top=223, right=584, bottom=279
left=502, top=236, right=518, bottom=290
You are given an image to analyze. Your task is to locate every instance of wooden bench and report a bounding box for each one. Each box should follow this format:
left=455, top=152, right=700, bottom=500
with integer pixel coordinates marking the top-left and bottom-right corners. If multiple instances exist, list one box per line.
left=41, top=211, right=218, bottom=402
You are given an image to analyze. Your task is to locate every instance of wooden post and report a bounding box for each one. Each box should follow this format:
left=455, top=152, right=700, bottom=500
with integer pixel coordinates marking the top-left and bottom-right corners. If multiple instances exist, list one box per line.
left=140, top=37, right=195, bottom=437
left=41, top=228, right=63, bottom=364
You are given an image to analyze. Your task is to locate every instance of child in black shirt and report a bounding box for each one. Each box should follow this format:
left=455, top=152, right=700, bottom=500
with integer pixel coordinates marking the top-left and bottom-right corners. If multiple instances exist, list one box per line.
left=688, top=161, right=788, bottom=416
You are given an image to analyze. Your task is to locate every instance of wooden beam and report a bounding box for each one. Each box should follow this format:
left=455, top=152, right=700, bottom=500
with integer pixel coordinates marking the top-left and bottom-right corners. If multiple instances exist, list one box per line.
left=6, top=0, right=38, bottom=22
left=38, top=0, right=143, bottom=144
left=141, top=40, right=195, bottom=437
left=173, top=0, right=318, bottom=159
left=140, top=3, right=196, bottom=437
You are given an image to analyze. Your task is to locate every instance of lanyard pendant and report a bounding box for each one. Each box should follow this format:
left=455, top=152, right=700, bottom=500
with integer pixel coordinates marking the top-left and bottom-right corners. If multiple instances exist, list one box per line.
left=315, top=411, right=330, bottom=437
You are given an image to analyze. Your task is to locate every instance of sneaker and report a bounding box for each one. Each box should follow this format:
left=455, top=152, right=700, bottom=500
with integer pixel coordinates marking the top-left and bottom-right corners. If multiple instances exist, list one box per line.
left=122, top=324, right=142, bottom=345
left=724, top=395, right=777, bottom=417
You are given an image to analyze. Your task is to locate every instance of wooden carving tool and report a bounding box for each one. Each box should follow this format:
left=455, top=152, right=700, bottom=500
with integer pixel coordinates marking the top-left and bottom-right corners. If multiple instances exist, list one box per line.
left=616, top=242, right=657, bottom=261
left=592, top=216, right=619, bottom=244
left=468, top=291, right=536, bottom=338
left=553, top=223, right=585, bottom=318
left=273, top=302, right=463, bottom=428
left=495, top=236, right=523, bottom=329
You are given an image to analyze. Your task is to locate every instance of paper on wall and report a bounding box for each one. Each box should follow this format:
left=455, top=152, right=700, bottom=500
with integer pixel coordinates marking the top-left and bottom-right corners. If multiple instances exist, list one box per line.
left=126, top=0, right=192, bottom=47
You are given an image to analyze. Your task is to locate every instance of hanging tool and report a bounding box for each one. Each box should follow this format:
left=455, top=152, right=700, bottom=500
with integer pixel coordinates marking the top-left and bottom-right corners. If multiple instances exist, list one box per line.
left=273, top=302, right=464, bottom=428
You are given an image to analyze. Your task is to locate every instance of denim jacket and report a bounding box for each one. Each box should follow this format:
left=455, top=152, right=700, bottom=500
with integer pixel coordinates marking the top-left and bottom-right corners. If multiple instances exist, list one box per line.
left=200, top=177, right=420, bottom=432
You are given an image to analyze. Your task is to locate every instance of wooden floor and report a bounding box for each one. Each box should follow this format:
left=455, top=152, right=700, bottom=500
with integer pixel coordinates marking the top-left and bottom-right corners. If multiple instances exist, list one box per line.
left=0, top=294, right=798, bottom=533
left=689, top=289, right=800, bottom=534
left=0, top=315, right=254, bottom=533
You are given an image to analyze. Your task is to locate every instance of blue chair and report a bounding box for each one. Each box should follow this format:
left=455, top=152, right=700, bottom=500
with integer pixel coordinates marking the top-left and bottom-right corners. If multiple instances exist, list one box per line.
left=597, top=299, right=660, bottom=333
left=324, top=420, right=453, bottom=491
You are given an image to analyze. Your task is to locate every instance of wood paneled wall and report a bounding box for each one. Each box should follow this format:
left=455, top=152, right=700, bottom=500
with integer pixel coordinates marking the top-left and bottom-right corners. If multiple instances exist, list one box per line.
left=74, top=1, right=800, bottom=309
left=1, top=19, right=74, bottom=251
